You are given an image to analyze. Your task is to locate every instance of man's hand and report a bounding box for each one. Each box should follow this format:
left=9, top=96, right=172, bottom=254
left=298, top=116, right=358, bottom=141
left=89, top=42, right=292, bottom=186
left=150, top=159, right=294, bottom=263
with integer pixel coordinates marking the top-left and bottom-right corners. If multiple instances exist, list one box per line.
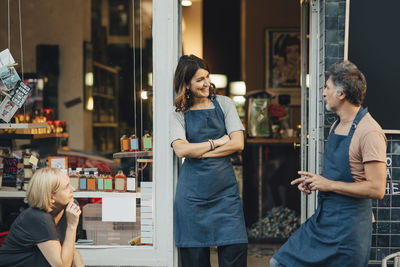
left=291, top=171, right=333, bottom=194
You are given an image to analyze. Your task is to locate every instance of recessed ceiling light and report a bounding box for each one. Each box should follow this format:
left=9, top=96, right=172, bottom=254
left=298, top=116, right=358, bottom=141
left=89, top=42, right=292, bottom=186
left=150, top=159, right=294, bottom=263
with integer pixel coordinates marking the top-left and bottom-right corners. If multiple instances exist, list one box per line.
left=182, top=1, right=192, bottom=7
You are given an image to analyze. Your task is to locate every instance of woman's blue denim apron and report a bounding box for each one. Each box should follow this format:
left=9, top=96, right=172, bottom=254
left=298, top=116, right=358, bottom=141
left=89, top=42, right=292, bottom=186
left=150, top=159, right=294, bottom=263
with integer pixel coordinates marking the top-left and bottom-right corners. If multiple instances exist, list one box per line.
left=174, top=97, right=248, bottom=247
left=273, top=107, right=372, bottom=267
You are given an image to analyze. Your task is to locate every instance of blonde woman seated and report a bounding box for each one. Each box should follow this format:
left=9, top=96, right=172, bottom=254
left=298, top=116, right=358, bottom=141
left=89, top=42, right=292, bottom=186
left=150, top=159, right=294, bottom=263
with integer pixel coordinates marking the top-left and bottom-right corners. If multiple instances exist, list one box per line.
left=0, top=168, right=84, bottom=267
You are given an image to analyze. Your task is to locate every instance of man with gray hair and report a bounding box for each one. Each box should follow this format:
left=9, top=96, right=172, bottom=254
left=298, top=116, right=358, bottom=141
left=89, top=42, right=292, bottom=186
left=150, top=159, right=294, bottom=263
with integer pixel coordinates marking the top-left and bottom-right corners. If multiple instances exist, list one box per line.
left=270, top=60, right=387, bottom=267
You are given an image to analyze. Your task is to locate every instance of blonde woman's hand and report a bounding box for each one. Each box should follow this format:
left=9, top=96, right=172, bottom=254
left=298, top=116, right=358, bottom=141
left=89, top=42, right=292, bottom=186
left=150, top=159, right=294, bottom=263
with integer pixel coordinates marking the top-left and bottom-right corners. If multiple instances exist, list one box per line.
left=65, top=201, right=81, bottom=228
left=214, top=135, right=230, bottom=147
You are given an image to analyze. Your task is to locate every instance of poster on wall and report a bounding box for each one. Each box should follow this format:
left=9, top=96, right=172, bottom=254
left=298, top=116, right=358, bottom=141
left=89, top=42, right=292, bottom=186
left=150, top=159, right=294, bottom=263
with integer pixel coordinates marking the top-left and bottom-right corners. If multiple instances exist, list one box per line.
left=247, top=97, right=271, bottom=137
left=265, top=29, right=301, bottom=105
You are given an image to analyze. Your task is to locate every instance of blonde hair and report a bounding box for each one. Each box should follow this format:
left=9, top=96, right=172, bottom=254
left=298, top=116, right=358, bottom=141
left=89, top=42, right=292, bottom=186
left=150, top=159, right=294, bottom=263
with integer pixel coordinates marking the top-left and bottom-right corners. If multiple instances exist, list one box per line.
left=27, top=168, right=64, bottom=212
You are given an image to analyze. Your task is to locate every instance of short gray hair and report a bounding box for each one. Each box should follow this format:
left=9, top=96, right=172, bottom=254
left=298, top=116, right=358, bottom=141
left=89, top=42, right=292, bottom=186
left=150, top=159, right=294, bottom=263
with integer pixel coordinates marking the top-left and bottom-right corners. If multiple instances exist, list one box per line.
left=328, top=60, right=367, bottom=106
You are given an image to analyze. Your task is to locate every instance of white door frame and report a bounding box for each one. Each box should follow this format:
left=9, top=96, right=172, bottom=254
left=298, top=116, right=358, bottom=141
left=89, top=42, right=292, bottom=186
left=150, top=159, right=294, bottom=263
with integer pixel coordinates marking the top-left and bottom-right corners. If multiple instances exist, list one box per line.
left=301, top=0, right=325, bottom=221
left=78, top=0, right=180, bottom=265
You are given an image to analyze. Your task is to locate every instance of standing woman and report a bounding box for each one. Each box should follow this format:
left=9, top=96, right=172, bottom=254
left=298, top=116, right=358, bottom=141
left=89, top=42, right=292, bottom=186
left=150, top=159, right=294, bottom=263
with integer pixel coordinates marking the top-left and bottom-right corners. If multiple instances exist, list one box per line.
left=170, top=55, right=248, bottom=267
left=0, top=168, right=84, bottom=267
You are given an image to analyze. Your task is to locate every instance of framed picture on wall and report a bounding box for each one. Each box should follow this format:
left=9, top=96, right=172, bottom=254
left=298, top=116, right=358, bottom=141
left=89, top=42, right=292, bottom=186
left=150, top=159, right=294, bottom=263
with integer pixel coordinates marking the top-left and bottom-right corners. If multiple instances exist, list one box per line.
left=48, top=157, right=68, bottom=171
left=265, top=29, right=300, bottom=104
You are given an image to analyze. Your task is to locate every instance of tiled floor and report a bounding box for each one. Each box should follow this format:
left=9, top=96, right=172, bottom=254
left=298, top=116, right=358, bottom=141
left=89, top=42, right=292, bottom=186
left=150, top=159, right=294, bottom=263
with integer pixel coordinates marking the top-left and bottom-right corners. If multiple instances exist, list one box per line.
left=210, top=243, right=282, bottom=267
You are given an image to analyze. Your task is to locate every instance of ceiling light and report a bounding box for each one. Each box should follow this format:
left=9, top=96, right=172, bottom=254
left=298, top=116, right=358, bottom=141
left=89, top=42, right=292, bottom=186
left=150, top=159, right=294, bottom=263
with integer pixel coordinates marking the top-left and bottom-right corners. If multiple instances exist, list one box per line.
left=182, top=1, right=192, bottom=7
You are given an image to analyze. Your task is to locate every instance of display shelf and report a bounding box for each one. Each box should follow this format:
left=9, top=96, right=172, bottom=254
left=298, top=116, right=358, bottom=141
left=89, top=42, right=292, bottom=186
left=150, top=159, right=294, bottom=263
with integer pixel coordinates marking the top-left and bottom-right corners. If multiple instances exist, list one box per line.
left=0, top=123, right=49, bottom=129
left=0, top=132, right=68, bottom=140
left=113, top=151, right=153, bottom=158
left=0, top=190, right=141, bottom=199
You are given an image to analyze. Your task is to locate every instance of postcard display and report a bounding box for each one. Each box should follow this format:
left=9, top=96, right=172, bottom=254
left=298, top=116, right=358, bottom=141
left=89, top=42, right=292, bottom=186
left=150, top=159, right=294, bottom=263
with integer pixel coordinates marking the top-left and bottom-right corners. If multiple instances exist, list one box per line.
left=0, top=49, right=32, bottom=122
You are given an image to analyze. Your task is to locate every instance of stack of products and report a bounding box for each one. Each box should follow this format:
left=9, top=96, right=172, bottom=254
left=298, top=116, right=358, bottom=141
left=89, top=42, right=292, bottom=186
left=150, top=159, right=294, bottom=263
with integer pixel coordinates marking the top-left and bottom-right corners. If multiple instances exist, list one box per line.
left=68, top=167, right=137, bottom=193
left=247, top=206, right=300, bottom=240
left=120, top=131, right=152, bottom=152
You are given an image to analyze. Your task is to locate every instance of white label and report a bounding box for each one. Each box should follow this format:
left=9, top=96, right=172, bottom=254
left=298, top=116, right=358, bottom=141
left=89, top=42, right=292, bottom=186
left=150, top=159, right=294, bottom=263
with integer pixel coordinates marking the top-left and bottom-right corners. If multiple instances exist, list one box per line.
left=127, top=177, right=136, bottom=192
left=102, top=197, right=136, bottom=222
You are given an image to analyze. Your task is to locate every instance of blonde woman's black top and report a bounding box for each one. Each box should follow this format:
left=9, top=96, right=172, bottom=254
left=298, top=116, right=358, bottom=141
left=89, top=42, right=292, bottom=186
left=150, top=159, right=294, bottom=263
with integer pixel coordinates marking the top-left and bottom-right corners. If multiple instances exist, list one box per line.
left=0, top=207, right=66, bottom=267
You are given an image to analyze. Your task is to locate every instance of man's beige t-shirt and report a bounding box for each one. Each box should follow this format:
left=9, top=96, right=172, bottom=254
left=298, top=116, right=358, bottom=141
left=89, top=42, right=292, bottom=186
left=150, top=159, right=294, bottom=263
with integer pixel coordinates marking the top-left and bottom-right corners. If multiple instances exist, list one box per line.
left=333, top=113, right=387, bottom=182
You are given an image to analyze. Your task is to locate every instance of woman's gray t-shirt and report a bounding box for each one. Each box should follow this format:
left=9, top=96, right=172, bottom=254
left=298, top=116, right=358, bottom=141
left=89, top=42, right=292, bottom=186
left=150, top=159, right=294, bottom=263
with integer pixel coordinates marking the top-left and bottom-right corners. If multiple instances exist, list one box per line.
left=170, top=95, right=244, bottom=144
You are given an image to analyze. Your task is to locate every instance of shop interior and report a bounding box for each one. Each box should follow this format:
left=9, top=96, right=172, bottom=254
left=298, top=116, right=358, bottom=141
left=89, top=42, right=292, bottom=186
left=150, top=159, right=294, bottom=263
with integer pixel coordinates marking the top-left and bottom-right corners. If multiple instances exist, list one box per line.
left=0, top=0, right=304, bottom=263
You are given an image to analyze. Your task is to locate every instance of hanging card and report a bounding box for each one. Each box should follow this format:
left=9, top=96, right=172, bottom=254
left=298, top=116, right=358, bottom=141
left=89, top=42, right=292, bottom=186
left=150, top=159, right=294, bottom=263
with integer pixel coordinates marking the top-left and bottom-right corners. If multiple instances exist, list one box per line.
left=0, top=96, right=19, bottom=123
left=11, top=80, right=32, bottom=108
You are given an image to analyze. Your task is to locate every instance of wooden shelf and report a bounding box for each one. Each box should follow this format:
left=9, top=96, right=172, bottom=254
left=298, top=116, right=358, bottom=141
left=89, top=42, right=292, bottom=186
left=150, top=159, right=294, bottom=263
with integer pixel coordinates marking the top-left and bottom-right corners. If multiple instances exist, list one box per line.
left=113, top=151, right=153, bottom=158
left=92, top=122, right=118, bottom=128
left=246, top=137, right=300, bottom=144
left=0, top=132, right=69, bottom=140
left=0, top=123, right=49, bottom=129
left=0, top=190, right=141, bottom=199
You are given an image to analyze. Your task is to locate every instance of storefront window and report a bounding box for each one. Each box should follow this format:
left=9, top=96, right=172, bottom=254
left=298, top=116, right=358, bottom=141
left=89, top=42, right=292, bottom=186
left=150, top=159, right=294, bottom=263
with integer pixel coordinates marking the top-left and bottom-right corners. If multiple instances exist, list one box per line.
left=0, top=0, right=154, bottom=248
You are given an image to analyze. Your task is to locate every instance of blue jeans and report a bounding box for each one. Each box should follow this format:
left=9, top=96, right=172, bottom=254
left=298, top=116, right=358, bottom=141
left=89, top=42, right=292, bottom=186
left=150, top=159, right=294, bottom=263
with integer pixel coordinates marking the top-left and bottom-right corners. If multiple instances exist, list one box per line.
left=269, top=257, right=285, bottom=267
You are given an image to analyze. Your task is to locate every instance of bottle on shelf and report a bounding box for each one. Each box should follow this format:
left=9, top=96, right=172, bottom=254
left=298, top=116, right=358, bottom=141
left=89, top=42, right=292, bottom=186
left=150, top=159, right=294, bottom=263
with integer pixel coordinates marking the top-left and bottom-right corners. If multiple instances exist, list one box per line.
left=79, top=171, right=87, bottom=191
left=127, top=167, right=137, bottom=192
left=142, top=130, right=153, bottom=151
left=114, top=168, right=127, bottom=192
left=69, top=167, right=80, bottom=191
left=97, top=171, right=104, bottom=191
left=103, top=171, right=113, bottom=192
left=129, top=133, right=139, bottom=152
left=87, top=171, right=97, bottom=191
left=120, top=133, right=130, bottom=152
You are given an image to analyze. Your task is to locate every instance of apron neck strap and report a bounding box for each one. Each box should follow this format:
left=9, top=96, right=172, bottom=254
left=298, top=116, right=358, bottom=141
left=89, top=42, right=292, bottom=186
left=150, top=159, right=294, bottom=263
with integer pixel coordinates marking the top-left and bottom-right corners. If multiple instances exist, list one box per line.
left=332, top=106, right=368, bottom=134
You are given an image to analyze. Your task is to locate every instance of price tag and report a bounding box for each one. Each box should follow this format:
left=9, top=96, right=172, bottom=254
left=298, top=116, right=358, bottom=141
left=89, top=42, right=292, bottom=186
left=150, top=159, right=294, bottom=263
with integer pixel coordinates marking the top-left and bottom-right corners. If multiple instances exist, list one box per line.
left=29, top=155, right=39, bottom=167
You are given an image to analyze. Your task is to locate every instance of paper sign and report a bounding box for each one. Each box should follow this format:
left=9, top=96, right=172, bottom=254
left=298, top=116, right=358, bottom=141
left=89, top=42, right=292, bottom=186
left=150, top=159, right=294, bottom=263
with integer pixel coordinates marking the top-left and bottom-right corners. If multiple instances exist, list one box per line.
left=102, top=197, right=136, bottom=222
left=2, top=157, right=18, bottom=187
left=29, top=155, right=39, bottom=166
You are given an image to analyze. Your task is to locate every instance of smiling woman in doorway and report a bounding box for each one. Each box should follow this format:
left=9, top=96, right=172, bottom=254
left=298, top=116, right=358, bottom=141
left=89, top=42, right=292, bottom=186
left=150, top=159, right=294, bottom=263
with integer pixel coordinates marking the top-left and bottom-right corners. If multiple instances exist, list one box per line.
left=170, top=55, right=248, bottom=267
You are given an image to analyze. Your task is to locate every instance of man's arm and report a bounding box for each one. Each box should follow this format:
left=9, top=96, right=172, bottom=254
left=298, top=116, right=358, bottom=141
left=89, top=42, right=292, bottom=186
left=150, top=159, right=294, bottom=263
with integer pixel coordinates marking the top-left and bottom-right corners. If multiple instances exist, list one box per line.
left=201, top=131, right=244, bottom=158
left=292, top=161, right=386, bottom=199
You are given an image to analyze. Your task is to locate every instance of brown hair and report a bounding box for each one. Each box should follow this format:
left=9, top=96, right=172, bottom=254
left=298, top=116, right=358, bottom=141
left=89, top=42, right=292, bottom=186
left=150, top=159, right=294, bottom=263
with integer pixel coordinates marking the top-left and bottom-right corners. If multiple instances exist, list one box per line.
left=173, top=55, right=214, bottom=112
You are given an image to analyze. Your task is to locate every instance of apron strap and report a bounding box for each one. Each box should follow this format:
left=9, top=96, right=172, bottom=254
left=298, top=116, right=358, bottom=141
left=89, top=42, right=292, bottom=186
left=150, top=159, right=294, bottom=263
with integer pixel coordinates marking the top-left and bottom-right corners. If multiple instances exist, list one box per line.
left=347, top=107, right=368, bottom=137
left=330, top=107, right=368, bottom=135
